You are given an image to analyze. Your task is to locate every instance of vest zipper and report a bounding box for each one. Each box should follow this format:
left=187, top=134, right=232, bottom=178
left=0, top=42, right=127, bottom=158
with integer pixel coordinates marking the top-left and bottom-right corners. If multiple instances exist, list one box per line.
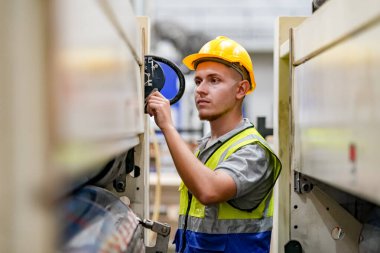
left=180, top=192, right=193, bottom=253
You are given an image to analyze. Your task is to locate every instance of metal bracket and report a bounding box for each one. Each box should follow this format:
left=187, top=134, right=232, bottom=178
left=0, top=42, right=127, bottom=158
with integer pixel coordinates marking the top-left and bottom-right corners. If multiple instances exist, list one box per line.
left=113, top=149, right=141, bottom=192
left=139, top=218, right=171, bottom=253
left=294, top=171, right=314, bottom=194
left=290, top=183, right=362, bottom=252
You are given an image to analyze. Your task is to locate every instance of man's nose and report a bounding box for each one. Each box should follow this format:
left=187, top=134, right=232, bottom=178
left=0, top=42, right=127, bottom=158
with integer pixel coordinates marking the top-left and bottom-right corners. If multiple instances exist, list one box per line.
left=196, top=81, right=208, bottom=94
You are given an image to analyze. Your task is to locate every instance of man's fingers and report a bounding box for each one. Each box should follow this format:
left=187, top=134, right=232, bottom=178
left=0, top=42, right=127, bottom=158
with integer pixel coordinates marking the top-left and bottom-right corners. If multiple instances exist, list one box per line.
left=147, top=94, right=169, bottom=105
left=146, top=101, right=160, bottom=117
left=147, top=104, right=157, bottom=117
left=144, top=88, right=158, bottom=105
left=146, top=91, right=170, bottom=119
left=147, top=88, right=158, bottom=98
left=153, top=90, right=165, bottom=98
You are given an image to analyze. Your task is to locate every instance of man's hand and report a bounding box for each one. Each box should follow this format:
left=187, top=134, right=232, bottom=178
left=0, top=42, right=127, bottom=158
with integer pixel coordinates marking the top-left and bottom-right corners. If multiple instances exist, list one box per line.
left=146, top=91, right=173, bottom=131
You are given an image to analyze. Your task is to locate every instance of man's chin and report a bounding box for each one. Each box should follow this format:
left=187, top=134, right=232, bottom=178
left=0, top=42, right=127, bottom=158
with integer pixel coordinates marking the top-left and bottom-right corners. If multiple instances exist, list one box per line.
left=198, top=113, right=217, bottom=121
left=199, top=114, right=207, bottom=120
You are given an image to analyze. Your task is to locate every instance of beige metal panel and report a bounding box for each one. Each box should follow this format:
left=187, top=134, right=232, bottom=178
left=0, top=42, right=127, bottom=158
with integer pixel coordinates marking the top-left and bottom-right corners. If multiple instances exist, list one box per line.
left=279, top=40, right=290, bottom=59
left=272, top=16, right=307, bottom=253
left=293, top=0, right=380, bottom=65
left=100, top=0, right=143, bottom=65
left=0, top=1, right=54, bottom=253
left=293, top=20, right=380, bottom=205
left=121, top=15, right=150, bottom=243
left=125, top=15, right=150, bottom=221
left=50, top=0, right=143, bottom=175
left=291, top=186, right=362, bottom=253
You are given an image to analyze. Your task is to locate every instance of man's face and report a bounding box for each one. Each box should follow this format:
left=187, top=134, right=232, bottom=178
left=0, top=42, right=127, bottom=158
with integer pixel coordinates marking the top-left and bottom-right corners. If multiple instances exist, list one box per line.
left=194, top=61, right=242, bottom=121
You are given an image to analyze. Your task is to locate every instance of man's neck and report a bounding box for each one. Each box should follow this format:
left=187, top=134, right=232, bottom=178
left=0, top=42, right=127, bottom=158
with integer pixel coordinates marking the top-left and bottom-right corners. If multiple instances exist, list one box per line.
left=209, top=113, right=243, bottom=140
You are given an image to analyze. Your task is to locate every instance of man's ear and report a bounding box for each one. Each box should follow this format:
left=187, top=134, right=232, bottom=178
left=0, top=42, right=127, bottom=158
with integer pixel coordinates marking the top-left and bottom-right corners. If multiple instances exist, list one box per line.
left=236, top=80, right=250, bottom=99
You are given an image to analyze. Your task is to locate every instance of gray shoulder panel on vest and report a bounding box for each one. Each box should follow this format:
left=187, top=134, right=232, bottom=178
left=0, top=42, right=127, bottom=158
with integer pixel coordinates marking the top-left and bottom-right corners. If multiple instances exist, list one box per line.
left=216, top=143, right=275, bottom=210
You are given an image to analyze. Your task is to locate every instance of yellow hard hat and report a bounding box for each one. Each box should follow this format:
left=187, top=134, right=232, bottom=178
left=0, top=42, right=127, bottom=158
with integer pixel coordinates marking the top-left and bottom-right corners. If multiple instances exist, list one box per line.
left=182, top=36, right=256, bottom=94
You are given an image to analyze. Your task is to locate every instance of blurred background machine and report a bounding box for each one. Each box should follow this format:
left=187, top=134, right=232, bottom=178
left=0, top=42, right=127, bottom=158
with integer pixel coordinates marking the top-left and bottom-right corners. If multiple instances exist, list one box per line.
left=273, top=0, right=380, bottom=252
left=0, top=0, right=185, bottom=252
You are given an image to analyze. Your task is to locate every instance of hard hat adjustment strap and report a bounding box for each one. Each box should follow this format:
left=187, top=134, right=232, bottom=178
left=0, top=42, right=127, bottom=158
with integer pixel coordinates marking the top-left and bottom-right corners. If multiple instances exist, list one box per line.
left=193, top=57, right=250, bottom=83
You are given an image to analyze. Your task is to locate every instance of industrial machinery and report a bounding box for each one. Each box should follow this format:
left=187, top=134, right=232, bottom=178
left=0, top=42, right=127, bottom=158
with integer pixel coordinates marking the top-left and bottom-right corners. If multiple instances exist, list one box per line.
left=0, top=1, right=184, bottom=252
left=273, top=0, right=380, bottom=252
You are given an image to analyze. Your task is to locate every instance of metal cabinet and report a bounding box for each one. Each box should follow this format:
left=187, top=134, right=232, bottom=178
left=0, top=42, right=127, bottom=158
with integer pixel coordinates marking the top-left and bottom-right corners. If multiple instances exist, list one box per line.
left=0, top=1, right=149, bottom=252
left=273, top=0, right=380, bottom=252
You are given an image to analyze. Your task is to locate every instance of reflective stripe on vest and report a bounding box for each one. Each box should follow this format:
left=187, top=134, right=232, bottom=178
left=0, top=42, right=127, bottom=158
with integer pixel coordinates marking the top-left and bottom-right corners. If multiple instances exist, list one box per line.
left=178, top=126, right=282, bottom=234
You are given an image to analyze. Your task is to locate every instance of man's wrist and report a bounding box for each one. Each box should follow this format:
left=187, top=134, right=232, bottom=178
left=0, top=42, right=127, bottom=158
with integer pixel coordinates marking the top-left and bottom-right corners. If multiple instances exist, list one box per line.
left=160, top=124, right=176, bottom=134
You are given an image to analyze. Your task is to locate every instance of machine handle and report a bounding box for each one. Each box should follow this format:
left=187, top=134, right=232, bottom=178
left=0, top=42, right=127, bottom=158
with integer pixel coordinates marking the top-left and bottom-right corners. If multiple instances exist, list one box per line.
left=144, top=55, right=186, bottom=105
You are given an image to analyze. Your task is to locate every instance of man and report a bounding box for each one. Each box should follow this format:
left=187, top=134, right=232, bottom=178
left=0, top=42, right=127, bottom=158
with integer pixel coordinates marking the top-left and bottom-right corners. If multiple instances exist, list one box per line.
left=146, top=36, right=281, bottom=253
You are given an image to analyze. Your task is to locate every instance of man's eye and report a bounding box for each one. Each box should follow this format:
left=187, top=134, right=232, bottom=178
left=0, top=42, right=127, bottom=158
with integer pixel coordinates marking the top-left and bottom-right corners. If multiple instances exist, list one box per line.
left=211, top=78, right=219, bottom=84
left=195, top=80, right=201, bottom=86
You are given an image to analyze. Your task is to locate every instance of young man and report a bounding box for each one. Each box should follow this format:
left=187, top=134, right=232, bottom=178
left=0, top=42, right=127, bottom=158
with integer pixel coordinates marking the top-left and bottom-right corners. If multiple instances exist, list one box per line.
left=146, top=36, right=281, bottom=253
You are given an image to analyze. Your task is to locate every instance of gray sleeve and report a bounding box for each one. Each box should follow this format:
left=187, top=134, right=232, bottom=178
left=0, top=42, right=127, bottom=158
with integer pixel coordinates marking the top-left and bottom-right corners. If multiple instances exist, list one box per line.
left=215, top=143, right=274, bottom=210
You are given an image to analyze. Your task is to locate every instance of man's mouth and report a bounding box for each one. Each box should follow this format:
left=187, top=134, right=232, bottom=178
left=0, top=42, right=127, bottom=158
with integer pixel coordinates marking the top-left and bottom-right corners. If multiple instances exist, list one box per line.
left=196, top=99, right=210, bottom=106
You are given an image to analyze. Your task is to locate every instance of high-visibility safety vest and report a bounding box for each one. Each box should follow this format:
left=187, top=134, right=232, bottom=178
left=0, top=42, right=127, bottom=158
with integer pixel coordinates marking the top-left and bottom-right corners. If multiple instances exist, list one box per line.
left=174, top=126, right=282, bottom=253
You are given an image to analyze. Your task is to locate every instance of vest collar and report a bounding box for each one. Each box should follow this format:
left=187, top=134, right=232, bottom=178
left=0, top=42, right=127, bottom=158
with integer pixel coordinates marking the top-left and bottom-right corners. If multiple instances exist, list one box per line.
left=197, top=118, right=254, bottom=150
